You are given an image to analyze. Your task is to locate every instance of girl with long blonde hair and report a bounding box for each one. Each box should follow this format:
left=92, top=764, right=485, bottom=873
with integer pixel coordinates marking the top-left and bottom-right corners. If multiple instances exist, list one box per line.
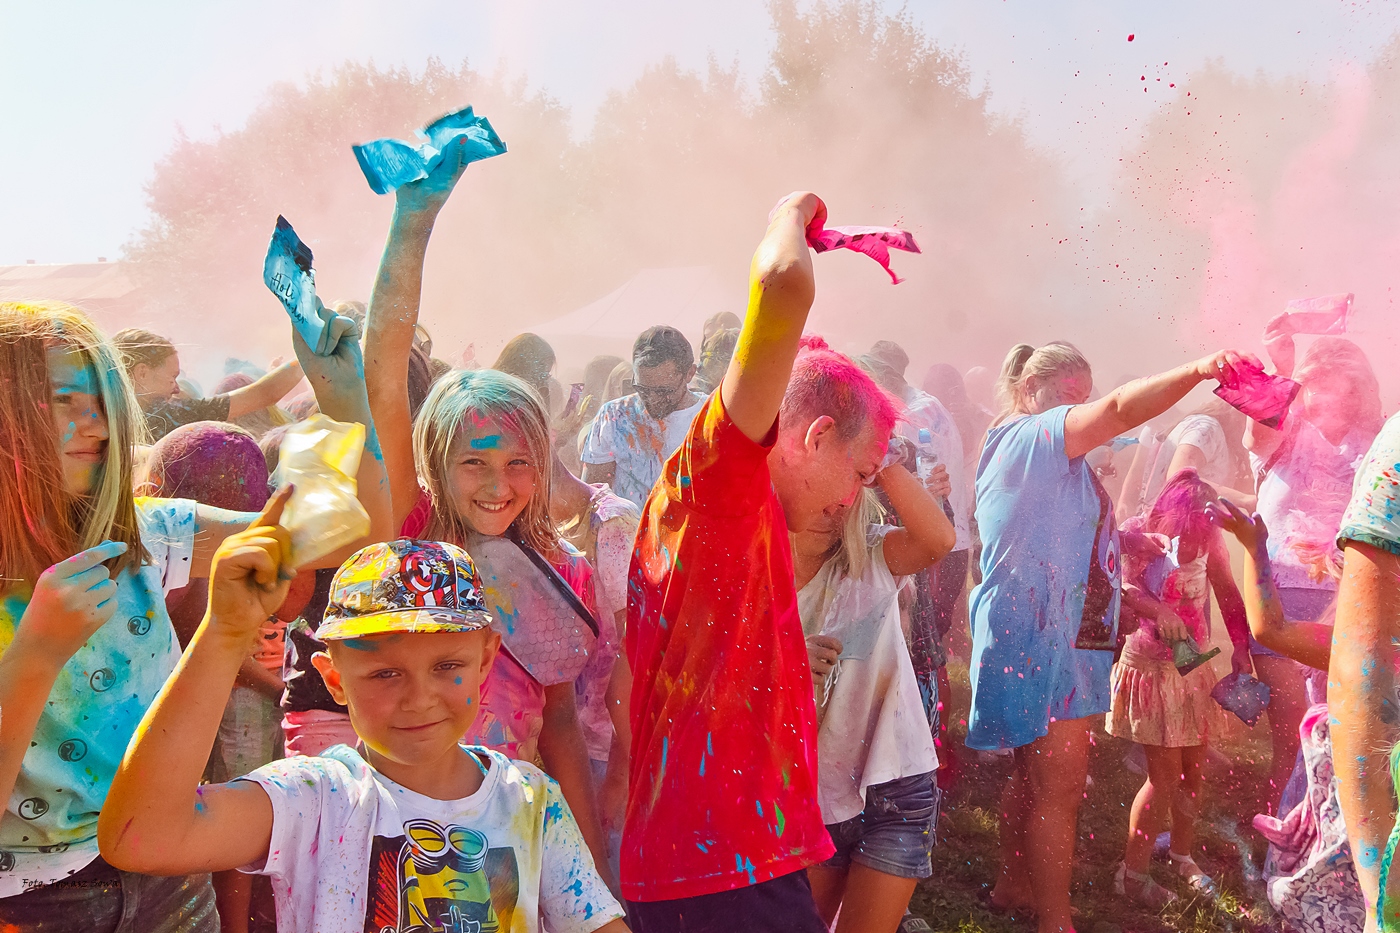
left=362, top=153, right=613, bottom=887
left=0, top=301, right=389, bottom=927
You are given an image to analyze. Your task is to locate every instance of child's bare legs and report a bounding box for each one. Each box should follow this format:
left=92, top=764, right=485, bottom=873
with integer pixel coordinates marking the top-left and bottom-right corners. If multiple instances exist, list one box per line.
left=994, top=718, right=1092, bottom=932
left=834, top=864, right=918, bottom=933
left=807, top=863, right=846, bottom=926
left=1254, top=654, right=1308, bottom=810
left=1125, top=746, right=1183, bottom=874
left=1170, top=745, right=1209, bottom=859
left=213, top=870, right=252, bottom=933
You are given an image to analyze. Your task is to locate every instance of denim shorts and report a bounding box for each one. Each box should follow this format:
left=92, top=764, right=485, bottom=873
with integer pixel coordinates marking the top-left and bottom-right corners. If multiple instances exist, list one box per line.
left=0, top=855, right=216, bottom=932
left=1248, top=587, right=1335, bottom=658
left=823, top=771, right=938, bottom=879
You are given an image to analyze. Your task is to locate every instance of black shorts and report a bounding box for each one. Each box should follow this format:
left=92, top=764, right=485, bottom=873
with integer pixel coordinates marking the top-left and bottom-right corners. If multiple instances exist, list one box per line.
left=626, top=869, right=827, bottom=933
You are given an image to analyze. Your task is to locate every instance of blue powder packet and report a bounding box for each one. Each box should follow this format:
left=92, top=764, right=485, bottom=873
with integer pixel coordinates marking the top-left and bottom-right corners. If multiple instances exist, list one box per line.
left=352, top=106, right=507, bottom=195
left=1211, top=671, right=1271, bottom=726
left=263, top=216, right=342, bottom=356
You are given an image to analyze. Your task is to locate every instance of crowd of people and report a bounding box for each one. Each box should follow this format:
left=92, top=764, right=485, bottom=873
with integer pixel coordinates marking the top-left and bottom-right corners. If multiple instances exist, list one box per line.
left=1, top=140, right=1399, bottom=933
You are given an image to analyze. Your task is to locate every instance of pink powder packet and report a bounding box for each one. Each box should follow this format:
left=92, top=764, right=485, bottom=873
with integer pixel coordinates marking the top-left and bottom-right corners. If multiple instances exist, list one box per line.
left=1213, top=360, right=1301, bottom=430
left=1284, top=292, right=1353, bottom=336
left=808, top=224, right=921, bottom=284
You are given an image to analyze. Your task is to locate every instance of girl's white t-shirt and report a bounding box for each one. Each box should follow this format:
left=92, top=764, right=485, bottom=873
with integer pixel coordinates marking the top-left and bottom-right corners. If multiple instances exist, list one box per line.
left=240, top=744, right=622, bottom=933
left=797, top=527, right=938, bottom=825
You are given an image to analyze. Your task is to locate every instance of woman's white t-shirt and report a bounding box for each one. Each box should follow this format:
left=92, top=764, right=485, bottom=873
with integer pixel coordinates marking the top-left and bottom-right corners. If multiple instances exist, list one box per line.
left=240, top=744, right=622, bottom=933
left=797, top=527, right=938, bottom=825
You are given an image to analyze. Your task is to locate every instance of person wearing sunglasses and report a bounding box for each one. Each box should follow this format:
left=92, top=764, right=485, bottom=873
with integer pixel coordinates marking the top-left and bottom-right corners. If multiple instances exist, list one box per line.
left=582, top=325, right=706, bottom=508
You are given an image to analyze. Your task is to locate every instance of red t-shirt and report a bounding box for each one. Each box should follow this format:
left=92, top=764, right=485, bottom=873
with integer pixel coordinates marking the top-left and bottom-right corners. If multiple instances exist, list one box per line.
left=621, top=393, right=833, bottom=902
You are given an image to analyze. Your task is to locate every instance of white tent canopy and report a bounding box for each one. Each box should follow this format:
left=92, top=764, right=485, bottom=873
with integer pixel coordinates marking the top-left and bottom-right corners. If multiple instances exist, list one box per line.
left=533, top=266, right=738, bottom=370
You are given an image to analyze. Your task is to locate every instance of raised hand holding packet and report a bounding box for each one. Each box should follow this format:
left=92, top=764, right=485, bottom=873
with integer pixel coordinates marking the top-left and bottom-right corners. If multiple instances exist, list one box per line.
left=1212, top=359, right=1301, bottom=430
left=1283, top=292, right=1353, bottom=336
left=352, top=105, right=507, bottom=195
left=263, top=216, right=345, bottom=356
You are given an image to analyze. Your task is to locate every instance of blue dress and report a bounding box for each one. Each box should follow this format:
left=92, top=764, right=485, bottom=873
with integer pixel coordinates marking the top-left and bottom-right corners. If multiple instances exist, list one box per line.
left=967, top=406, right=1121, bottom=750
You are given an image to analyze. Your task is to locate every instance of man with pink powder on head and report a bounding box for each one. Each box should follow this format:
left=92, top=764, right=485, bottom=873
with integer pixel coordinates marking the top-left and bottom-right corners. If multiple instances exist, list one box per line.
left=621, top=191, right=901, bottom=932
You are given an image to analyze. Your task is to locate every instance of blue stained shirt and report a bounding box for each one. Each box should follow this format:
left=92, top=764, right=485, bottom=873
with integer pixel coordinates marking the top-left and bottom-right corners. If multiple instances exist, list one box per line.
left=967, top=406, right=1120, bottom=751
left=0, top=498, right=198, bottom=897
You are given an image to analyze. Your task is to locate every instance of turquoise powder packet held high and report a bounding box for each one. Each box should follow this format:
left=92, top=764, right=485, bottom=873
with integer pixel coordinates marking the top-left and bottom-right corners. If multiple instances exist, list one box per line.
left=352, top=105, right=507, bottom=195
left=262, top=216, right=348, bottom=356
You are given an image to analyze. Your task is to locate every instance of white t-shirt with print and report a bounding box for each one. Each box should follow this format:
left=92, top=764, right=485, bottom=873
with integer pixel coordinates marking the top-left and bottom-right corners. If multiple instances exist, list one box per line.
left=797, top=527, right=938, bottom=825
left=580, top=393, right=706, bottom=508
left=240, top=744, right=622, bottom=933
left=0, top=497, right=198, bottom=897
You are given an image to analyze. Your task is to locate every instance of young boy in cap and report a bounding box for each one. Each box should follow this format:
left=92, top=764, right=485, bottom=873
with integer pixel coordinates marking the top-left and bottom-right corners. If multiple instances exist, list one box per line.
left=98, top=489, right=627, bottom=933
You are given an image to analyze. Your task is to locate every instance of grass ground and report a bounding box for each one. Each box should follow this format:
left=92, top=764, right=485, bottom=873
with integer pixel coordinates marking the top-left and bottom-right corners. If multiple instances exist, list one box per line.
left=908, top=662, right=1283, bottom=933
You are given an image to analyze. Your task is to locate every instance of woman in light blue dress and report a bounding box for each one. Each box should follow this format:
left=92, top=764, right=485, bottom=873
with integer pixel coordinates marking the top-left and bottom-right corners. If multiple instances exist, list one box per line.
left=970, top=340, right=1253, bottom=932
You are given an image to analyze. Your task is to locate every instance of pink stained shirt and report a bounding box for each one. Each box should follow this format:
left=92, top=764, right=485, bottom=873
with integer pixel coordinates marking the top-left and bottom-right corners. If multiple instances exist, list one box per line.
left=401, top=495, right=598, bottom=764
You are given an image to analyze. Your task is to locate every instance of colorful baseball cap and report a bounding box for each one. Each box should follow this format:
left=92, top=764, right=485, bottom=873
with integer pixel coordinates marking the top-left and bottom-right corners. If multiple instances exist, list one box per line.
left=317, top=538, right=494, bottom=641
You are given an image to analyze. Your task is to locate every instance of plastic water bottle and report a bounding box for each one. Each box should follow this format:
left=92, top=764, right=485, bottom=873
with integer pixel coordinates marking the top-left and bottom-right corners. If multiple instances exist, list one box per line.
left=916, top=428, right=956, bottom=522
left=915, top=429, right=938, bottom=483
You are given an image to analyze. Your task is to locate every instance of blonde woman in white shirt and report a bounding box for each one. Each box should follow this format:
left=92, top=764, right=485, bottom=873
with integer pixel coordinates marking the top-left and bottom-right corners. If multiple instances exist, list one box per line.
left=793, top=449, right=956, bottom=933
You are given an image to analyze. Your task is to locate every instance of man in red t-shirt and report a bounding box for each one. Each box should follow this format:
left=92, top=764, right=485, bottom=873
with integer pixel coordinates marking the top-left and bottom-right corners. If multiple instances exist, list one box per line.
left=622, top=192, right=900, bottom=931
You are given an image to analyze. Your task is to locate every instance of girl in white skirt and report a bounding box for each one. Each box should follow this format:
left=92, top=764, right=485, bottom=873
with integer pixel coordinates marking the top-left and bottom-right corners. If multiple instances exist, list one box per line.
left=1107, top=469, right=1252, bottom=907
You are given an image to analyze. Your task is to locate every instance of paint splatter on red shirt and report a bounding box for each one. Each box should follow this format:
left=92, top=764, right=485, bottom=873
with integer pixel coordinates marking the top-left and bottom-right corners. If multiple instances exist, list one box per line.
left=621, top=393, right=834, bottom=901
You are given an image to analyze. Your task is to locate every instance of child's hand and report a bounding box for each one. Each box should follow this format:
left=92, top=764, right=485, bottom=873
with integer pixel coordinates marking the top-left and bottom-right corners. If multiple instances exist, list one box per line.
left=1231, top=647, right=1254, bottom=677
left=1206, top=498, right=1269, bottom=558
left=1152, top=605, right=1191, bottom=643
left=806, top=634, right=842, bottom=680
left=395, top=136, right=474, bottom=216
left=207, top=486, right=294, bottom=641
left=1262, top=310, right=1298, bottom=343
left=291, top=316, right=364, bottom=404
left=14, top=540, right=128, bottom=666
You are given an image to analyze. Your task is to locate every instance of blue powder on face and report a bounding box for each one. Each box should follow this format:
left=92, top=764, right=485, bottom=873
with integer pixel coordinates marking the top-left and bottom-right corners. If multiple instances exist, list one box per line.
left=470, top=435, right=502, bottom=450
left=454, top=676, right=463, bottom=685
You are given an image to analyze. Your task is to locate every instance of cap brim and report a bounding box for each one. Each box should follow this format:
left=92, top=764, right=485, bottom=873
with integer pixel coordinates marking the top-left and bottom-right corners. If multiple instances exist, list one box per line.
left=317, top=608, right=494, bottom=642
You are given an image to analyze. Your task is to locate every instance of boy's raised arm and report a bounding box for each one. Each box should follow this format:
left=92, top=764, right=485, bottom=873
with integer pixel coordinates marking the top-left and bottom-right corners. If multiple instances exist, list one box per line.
left=98, top=491, right=295, bottom=875
left=720, top=192, right=825, bottom=443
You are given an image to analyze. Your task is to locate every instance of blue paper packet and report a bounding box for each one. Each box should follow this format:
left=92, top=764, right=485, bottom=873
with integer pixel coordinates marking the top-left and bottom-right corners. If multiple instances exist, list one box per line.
left=263, top=216, right=342, bottom=356
left=352, top=105, right=507, bottom=195
left=1107, top=434, right=1140, bottom=452
left=1211, top=671, right=1271, bottom=726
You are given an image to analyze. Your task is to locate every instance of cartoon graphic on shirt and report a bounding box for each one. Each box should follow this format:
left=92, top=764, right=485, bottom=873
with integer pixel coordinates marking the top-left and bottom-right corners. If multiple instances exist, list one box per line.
left=365, top=820, right=519, bottom=933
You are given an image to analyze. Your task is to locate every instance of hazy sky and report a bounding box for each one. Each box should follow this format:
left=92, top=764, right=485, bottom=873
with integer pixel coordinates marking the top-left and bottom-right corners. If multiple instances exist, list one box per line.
left=2, top=0, right=1396, bottom=266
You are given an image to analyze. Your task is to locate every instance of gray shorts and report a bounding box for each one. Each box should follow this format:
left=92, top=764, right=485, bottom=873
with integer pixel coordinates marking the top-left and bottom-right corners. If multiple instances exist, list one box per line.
left=823, top=772, right=938, bottom=879
left=0, top=856, right=216, bottom=932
